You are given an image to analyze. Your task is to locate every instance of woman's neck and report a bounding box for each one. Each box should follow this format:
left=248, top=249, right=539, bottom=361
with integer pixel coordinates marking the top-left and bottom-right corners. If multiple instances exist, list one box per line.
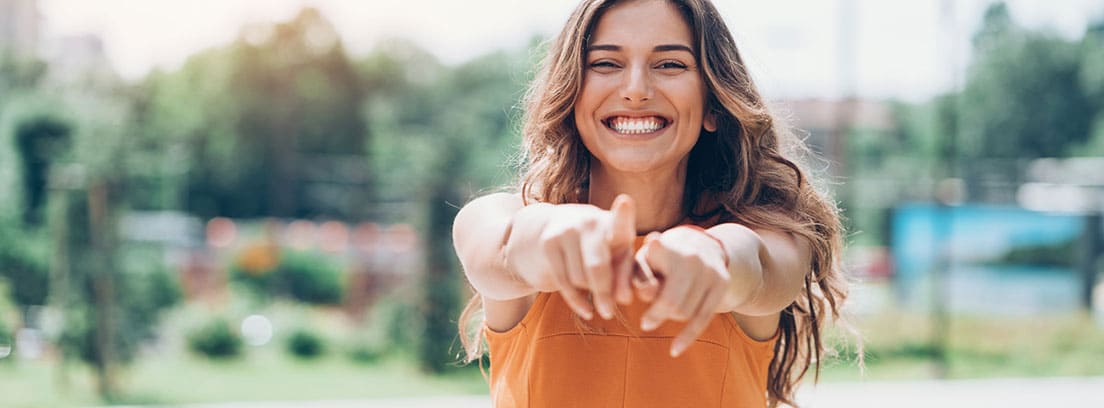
left=587, top=160, right=687, bottom=234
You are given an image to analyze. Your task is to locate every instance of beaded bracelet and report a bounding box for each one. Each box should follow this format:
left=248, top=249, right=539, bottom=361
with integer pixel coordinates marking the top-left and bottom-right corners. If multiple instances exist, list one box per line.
left=679, top=225, right=731, bottom=267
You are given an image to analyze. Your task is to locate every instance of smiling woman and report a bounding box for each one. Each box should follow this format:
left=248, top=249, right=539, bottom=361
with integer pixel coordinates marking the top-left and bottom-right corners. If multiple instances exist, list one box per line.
left=452, top=0, right=850, bottom=407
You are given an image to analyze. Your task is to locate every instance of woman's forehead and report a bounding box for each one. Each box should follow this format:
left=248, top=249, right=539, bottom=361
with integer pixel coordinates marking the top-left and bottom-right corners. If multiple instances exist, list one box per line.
left=588, top=0, right=694, bottom=49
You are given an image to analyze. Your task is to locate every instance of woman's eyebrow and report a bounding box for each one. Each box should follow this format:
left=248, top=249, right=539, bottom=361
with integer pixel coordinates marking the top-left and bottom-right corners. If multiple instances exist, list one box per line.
left=587, top=44, right=695, bottom=54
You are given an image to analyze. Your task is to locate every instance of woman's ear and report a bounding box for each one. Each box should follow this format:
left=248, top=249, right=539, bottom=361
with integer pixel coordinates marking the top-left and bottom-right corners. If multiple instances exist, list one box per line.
left=704, top=110, right=718, bottom=132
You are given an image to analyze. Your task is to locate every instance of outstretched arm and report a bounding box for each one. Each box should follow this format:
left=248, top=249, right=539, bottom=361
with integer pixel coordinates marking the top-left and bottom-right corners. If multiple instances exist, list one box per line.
left=708, top=223, right=811, bottom=317
left=636, top=222, right=811, bottom=356
left=452, top=193, right=638, bottom=331
left=452, top=192, right=531, bottom=301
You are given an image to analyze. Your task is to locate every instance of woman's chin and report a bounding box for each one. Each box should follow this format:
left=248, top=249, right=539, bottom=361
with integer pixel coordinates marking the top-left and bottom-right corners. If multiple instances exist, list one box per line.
left=594, top=154, right=680, bottom=176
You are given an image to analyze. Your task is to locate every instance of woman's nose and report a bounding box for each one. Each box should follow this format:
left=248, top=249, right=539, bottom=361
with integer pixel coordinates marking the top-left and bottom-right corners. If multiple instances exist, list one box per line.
left=620, top=64, right=652, bottom=103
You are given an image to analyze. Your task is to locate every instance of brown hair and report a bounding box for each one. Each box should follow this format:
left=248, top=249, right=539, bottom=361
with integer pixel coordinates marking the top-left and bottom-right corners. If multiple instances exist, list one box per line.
left=459, top=1, right=851, bottom=406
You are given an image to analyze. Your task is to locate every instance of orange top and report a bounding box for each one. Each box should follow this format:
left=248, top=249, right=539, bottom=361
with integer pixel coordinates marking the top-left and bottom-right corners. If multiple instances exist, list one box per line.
left=484, top=240, right=778, bottom=407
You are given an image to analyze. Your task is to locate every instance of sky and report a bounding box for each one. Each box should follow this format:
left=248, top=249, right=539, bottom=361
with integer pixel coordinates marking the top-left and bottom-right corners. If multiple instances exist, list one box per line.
left=37, top=0, right=1104, bottom=102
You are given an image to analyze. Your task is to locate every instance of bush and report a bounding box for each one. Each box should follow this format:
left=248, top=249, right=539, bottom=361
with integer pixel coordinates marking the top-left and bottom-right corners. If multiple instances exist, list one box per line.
left=231, top=249, right=344, bottom=305
left=347, top=343, right=383, bottom=364
left=286, top=329, right=325, bottom=360
left=187, top=319, right=243, bottom=360
left=280, top=251, right=343, bottom=305
left=0, top=222, right=50, bottom=307
left=0, top=316, right=10, bottom=362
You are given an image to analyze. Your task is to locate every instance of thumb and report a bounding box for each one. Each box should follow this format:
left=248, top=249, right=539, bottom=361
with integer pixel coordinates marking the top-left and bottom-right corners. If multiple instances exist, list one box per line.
left=608, top=194, right=636, bottom=249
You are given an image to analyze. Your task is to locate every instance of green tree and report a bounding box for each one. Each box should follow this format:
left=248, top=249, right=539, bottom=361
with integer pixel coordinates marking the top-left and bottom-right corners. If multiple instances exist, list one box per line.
left=958, top=3, right=1096, bottom=160
left=135, top=8, right=369, bottom=219
left=13, top=115, right=71, bottom=225
left=358, top=43, right=531, bottom=371
left=0, top=52, right=181, bottom=402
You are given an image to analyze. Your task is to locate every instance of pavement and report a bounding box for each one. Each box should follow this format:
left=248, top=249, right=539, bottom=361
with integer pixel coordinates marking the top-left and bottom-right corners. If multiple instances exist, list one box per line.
left=109, top=377, right=1104, bottom=407
left=796, top=376, right=1104, bottom=407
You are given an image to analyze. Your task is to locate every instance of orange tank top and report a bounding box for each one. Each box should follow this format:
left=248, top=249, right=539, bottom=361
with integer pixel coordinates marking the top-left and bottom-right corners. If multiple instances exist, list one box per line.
left=484, top=241, right=778, bottom=407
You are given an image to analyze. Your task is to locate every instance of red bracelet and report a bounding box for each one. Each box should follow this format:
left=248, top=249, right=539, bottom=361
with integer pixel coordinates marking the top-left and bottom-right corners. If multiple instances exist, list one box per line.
left=680, top=225, right=730, bottom=267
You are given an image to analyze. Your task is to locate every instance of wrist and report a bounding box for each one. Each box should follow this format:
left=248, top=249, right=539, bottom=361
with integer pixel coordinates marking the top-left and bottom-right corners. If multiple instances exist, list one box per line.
left=706, top=223, right=766, bottom=312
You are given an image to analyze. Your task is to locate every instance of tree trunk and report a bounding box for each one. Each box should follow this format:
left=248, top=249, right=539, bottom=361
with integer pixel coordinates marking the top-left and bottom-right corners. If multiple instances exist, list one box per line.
left=87, top=180, right=117, bottom=401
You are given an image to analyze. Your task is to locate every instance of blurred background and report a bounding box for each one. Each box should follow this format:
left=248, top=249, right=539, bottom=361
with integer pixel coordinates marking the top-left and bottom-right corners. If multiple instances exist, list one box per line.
left=0, top=0, right=1102, bottom=406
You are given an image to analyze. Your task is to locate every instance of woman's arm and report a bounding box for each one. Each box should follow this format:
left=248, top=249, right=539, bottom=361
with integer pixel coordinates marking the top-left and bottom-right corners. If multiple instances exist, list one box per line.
left=708, top=223, right=811, bottom=317
left=452, top=192, right=533, bottom=301
left=452, top=193, right=637, bottom=330
left=636, top=222, right=811, bottom=354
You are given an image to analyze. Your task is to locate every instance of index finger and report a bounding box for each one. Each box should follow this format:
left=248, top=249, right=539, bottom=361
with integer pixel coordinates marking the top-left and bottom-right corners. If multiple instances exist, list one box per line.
left=581, top=233, right=615, bottom=319
left=670, top=287, right=727, bottom=357
left=608, top=194, right=636, bottom=249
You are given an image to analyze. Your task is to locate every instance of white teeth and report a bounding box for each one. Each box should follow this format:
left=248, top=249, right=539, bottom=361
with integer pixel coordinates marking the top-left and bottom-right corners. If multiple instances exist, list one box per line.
left=607, top=116, right=665, bottom=135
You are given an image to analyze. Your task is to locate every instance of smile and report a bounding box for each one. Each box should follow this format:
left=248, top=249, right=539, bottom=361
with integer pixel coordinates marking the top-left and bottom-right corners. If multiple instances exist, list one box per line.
left=603, top=116, right=670, bottom=135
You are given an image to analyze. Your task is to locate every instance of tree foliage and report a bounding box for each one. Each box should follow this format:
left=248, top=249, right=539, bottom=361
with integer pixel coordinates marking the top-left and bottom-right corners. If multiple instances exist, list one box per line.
left=136, top=8, right=369, bottom=219
left=957, top=3, right=1100, bottom=159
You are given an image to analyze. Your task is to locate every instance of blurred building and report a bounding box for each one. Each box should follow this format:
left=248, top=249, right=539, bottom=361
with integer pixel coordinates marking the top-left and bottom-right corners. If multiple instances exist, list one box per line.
left=41, top=33, right=116, bottom=84
left=775, top=98, right=895, bottom=174
left=2, top=0, right=116, bottom=84
left=0, top=0, right=41, bottom=57
left=1019, top=157, right=1104, bottom=213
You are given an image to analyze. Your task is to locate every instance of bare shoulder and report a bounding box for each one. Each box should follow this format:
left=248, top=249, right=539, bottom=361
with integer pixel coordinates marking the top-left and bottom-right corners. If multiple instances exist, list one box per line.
left=452, top=192, right=522, bottom=246
left=454, top=193, right=523, bottom=229
left=468, top=191, right=524, bottom=208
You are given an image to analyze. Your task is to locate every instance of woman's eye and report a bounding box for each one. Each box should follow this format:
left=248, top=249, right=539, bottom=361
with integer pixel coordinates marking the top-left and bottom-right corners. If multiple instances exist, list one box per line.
left=657, top=61, right=688, bottom=70
left=589, top=61, right=620, bottom=71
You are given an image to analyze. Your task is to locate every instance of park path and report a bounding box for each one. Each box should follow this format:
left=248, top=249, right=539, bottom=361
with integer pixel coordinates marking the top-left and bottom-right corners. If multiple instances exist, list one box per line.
left=111, top=376, right=1104, bottom=407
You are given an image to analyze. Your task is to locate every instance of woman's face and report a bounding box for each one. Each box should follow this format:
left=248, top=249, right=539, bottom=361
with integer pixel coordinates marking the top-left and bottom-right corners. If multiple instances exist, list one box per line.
left=574, top=0, right=715, bottom=175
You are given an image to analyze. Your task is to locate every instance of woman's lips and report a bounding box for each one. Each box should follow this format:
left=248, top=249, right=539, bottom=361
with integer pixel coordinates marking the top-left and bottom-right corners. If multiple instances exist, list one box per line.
left=603, top=116, right=670, bottom=135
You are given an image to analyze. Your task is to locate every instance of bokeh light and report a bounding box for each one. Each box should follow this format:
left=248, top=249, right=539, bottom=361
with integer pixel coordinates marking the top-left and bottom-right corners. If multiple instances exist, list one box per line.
left=240, top=314, right=274, bottom=347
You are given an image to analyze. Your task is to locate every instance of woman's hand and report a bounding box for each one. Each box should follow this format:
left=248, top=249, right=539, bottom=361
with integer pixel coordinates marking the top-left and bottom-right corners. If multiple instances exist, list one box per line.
left=504, top=195, right=637, bottom=320
left=636, top=225, right=761, bottom=357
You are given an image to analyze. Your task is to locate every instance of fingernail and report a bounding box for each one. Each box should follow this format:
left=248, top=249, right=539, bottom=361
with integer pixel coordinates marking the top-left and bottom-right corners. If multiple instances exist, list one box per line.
left=641, top=318, right=657, bottom=331
left=596, top=303, right=611, bottom=319
left=578, top=309, right=593, bottom=320
left=671, top=342, right=686, bottom=357
left=617, top=292, right=631, bottom=305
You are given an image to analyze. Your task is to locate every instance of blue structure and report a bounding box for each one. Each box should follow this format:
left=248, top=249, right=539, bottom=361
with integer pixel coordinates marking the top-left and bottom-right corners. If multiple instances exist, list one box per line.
left=890, top=203, right=1084, bottom=315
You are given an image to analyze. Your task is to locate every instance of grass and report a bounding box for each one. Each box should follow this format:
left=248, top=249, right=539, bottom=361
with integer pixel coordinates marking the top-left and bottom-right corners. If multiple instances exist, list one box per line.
left=2, top=306, right=1103, bottom=407
left=0, top=297, right=489, bottom=408
left=0, top=347, right=487, bottom=408
left=814, top=310, right=1104, bottom=382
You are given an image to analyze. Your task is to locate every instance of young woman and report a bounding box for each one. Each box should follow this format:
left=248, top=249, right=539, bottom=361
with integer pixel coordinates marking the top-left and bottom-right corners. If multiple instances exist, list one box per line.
left=453, top=0, right=849, bottom=406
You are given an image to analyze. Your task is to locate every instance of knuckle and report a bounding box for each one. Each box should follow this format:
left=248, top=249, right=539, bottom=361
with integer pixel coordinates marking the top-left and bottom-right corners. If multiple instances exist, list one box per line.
left=685, top=253, right=706, bottom=269
left=540, top=232, right=562, bottom=249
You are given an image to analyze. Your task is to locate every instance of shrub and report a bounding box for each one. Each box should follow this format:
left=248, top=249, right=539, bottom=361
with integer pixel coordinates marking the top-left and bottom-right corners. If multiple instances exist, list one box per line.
left=280, top=251, right=343, bottom=305
left=286, top=329, right=325, bottom=360
left=347, top=343, right=383, bottom=364
left=230, top=249, right=343, bottom=305
left=187, top=319, right=243, bottom=360
left=0, top=316, right=10, bottom=363
left=0, top=222, right=50, bottom=307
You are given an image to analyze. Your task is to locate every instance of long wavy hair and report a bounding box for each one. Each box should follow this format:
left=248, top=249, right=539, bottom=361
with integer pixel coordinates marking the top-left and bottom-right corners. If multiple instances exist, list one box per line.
left=459, top=1, right=851, bottom=406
